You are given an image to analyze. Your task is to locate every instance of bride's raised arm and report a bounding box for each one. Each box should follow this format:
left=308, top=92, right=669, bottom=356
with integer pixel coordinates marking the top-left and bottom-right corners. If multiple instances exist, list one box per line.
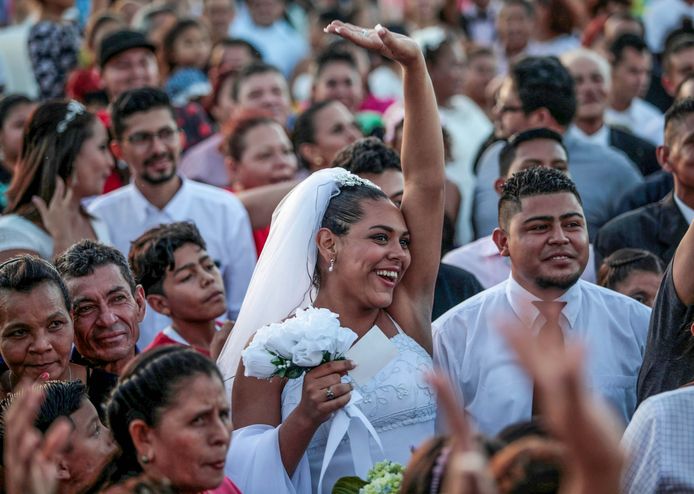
left=326, top=22, right=446, bottom=353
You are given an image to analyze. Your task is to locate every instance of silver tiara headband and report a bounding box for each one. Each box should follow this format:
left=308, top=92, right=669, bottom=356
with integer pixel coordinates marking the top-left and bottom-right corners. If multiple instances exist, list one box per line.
left=56, top=100, right=86, bottom=134
left=335, top=171, right=381, bottom=190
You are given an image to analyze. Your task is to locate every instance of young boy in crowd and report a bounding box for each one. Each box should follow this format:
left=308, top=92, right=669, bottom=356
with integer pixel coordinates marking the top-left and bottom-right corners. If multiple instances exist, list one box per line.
left=129, top=221, right=228, bottom=356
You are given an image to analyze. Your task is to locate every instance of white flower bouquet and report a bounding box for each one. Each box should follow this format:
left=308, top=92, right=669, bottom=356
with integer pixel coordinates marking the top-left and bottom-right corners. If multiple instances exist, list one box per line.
left=242, top=307, right=359, bottom=379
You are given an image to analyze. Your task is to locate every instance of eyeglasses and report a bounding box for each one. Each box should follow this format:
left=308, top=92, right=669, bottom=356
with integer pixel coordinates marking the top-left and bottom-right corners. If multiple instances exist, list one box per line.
left=125, top=127, right=179, bottom=148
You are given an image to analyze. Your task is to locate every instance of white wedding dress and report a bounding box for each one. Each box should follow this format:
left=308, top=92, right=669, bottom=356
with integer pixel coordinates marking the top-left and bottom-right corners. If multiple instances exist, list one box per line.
left=226, top=322, right=436, bottom=494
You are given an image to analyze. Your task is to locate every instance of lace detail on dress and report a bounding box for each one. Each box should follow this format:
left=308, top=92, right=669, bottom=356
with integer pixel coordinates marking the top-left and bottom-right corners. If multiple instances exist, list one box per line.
left=282, top=331, right=435, bottom=450
left=353, top=334, right=435, bottom=432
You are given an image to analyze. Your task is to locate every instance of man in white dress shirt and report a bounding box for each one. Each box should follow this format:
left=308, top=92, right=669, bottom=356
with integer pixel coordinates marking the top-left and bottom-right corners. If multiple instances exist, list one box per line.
left=605, top=33, right=664, bottom=145
left=434, top=167, right=650, bottom=437
left=444, top=128, right=596, bottom=288
left=88, top=87, right=256, bottom=346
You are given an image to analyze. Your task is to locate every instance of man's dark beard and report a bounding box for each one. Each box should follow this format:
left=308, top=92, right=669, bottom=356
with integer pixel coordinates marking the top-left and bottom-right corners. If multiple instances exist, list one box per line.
left=535, top=271, right=581, bottom=291
left=140, top=153, right=177, bottom=185
left=140, top=169, right=177, bottom=185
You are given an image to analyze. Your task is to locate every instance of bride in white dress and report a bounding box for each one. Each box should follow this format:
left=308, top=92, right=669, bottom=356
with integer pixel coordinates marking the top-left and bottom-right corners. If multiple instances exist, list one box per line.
left=217, top=20, right=445, bottom=494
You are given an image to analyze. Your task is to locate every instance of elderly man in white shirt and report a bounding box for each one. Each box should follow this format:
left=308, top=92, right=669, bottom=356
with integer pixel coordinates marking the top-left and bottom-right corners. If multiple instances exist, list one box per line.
left=89, top=87, right=256, bottom=347
left=444, top=128, right=596, bottom=288
left=434, top=167, right=650, bottom=437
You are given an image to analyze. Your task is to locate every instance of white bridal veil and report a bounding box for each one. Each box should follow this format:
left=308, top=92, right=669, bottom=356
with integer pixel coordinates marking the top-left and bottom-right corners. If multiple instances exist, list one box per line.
left=217, top=168, right=374, bottom=392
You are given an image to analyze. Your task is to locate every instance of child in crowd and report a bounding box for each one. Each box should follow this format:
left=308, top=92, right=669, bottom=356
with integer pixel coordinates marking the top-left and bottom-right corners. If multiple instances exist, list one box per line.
left=129, top=221, right=227, bottom=356
left=161, top=18, right=213, bottom=105
left=597, top=248, right=665, bottom=308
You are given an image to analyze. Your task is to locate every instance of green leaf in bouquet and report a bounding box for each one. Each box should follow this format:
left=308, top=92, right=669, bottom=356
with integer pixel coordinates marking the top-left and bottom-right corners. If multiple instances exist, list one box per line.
left=284, top=366, right=306, bottom=379
left=331, top=476, right=367, bottom=494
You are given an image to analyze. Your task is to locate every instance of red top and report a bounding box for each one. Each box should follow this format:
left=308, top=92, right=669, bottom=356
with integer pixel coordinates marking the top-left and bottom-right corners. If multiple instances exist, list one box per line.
left=252, top=225, right=271, bottom=255
left=202, top=477, right=242, bottom=494
left=144, top=331, right=211, bottom=357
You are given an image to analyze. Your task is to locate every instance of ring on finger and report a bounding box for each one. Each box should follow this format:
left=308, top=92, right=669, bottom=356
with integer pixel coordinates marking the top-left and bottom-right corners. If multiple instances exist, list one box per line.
left=361, top=28, right=368, bottom=36
left=325, top=386, right=335, bottom=400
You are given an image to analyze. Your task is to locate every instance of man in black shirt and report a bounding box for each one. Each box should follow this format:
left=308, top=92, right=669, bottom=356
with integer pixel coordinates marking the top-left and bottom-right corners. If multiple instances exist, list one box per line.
left=637, top=220, right=694, bottom=403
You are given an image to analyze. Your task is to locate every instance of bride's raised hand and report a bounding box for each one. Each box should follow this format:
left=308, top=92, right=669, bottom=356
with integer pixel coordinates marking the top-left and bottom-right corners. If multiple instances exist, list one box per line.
left=324, top=21, right=422, bottom=68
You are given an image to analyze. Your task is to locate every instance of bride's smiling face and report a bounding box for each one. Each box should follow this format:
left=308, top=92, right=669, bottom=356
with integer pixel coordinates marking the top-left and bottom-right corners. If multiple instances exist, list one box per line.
left=331, top=198, right=411, bottom=309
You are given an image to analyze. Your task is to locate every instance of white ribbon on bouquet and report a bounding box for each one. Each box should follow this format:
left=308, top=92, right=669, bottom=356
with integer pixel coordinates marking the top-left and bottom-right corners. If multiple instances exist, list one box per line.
left=318, top=388, right=384, bottom=493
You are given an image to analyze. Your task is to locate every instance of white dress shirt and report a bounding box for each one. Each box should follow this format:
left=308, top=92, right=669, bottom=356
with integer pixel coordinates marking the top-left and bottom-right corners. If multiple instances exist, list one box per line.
left=442, top=235, right=597, bottom=288
left=566, top=123, right=610, bottom=148
left=622, top=386, right=694, bottom=493
left=673, top=194, right=694, bottom=224
left=88, top=177, right=256, bottom=346
left=605, top=98, right=664, bottom=146
left=433, top=276, right=650, bottom=436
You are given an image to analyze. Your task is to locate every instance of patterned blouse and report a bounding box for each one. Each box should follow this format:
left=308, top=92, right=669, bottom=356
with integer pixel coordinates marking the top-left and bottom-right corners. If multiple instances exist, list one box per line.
left=28, top=20, right=80, bottom=100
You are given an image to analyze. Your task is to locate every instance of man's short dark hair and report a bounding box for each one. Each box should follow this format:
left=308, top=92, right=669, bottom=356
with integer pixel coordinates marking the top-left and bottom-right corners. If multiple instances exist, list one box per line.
left=498, top=128, right=567, bottom=178
left=231, top=62, right=283, bottom=102
left=609, top=33, right=649, bottom=66
left=128, top=222, right=207, bottom=296
left=111, top=87, right=175, bottom=141
left=498, top=167, right=582, bottom=229
left=511, top=56, right=576, bottom=128
left=55, top=240, right=137, bottom=294
left=663, top=34, right=694, bottom=74
left=332, top=137, right=402, bottom=175
left=314, top=48, right=359, bottom=79
left=664, top=97, right=694, bottom=146
left=0, top=255, right=71, bottom=311
left=0, top=381, right=86, bottom=466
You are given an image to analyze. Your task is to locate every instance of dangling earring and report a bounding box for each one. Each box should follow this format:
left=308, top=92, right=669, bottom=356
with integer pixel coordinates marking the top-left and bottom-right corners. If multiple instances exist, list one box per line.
left=328, top=257, right=335, bottom=272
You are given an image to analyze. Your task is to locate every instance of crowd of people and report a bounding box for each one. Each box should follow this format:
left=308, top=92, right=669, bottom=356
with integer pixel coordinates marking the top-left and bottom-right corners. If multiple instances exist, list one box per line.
left=0, top=0, right=693, bottom=492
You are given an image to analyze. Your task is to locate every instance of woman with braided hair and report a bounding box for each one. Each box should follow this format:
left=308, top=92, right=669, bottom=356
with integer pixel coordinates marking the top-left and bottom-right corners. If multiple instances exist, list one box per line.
left=597, top=248, right=664, bottom=307
left=103, top=345, right=241, bottom=494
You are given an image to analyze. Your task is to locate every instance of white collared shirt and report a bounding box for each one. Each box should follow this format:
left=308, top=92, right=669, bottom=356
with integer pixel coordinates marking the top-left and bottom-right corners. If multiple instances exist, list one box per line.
left=88, top=177, right=256, bottom=346
left=605, top=98, right=664, bottom=145
left=673, top=194, right=694, bottom=224
left=442, top=235, right=597, bottom=289
left=433, top=276, right=650, bottom=436
left=622, top=386, right=694, bottom=493
left=566, top=123, right=610, bottom=148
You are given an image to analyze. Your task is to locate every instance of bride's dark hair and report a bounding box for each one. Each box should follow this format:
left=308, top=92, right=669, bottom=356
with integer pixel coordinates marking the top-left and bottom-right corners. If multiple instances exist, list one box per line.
left=321, top=183, right=388, bottom=235
left=312, top=183, right=389, bottom=288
